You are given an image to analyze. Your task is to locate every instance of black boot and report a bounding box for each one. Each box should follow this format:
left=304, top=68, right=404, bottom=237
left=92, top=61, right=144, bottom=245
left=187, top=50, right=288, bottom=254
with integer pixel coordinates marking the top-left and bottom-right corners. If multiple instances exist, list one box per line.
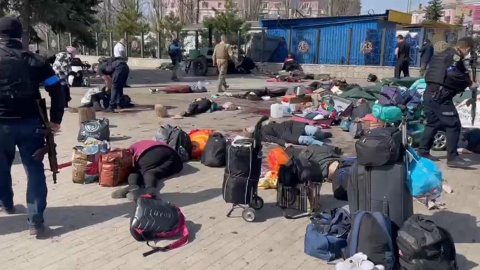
left=125, top=185, right=142, bottom=201
left=143, top=187, right=158, bottom=197
left=111, top=186, right=130, bottom=199
left=447, top=156, right=471, bottom=169
left=418, top=152, right=440, bottom=162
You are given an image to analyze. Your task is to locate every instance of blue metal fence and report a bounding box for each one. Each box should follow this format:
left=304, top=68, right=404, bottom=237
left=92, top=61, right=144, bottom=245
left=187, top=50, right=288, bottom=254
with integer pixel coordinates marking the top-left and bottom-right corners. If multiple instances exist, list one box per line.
left=262, top=18, right=402, bottom=66
left=260, top=15, right=456, bottom=68
left=290, top=28, right=317, bottom=64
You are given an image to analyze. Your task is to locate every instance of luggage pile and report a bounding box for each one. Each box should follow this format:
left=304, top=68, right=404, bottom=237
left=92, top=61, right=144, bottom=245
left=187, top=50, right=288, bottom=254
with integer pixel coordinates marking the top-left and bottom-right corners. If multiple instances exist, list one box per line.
left=303, top=109, right=456, bottom=269
left=305, top=206, right=458, bottom=269
left=73, top=114, right=136, bottom=186
left=71, top=138, right=134, bottom=187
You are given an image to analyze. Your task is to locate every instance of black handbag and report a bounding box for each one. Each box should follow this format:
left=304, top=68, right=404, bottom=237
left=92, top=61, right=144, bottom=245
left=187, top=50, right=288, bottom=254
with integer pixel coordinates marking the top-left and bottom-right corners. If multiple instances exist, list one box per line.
left=355, top=127, right=403, bottom=167
left=78, top=118, right=110, bottom=142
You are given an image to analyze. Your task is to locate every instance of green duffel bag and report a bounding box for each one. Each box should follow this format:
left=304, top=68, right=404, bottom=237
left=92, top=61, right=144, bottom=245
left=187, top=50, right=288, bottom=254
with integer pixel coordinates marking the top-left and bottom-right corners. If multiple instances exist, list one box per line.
left=372, top=104, right=402, bottom=123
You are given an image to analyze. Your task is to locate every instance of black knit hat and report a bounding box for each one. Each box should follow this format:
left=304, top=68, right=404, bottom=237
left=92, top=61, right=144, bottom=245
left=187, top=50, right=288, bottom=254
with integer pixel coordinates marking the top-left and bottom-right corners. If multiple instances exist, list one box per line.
left=0, top=17, right=23, bottom=39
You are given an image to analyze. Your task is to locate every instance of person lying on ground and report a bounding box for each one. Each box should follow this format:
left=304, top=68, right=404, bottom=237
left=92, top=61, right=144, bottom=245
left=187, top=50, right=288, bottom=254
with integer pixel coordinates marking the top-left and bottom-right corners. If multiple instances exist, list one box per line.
left=111, top=140, right=183, bottom=200
left=243, top=120, right=332, bottom=147
left=180, top=98, right=213, bottom=117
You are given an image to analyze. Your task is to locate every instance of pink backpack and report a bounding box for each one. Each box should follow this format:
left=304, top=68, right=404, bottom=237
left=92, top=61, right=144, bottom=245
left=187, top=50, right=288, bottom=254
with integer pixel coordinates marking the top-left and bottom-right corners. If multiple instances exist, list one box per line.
left=130, top=195, right=189, bottom=257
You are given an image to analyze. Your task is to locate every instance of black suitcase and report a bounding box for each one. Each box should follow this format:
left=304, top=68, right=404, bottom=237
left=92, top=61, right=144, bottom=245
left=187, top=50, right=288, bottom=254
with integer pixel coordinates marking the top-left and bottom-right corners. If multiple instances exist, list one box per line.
left=347, top=161, right=413, bottom=229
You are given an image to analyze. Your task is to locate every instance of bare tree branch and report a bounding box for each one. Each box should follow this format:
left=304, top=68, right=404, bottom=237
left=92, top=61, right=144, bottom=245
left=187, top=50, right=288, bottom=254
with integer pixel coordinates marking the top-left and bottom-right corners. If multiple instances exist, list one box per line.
left=238, top=0, right=263, bottom=21
left=331, top=0, right=361, bottom=16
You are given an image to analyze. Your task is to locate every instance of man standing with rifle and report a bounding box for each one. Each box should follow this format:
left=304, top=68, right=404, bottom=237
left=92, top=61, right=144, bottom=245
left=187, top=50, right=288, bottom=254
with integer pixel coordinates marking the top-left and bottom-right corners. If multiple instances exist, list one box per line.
left=0, top=17, right=64, bottom=236
left=418, top=37, right=478, bottom=168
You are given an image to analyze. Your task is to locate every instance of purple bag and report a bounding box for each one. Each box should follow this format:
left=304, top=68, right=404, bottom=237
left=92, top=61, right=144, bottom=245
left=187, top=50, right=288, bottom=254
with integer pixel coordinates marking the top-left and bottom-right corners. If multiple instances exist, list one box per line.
left=379, top=86, right=405, bottom=106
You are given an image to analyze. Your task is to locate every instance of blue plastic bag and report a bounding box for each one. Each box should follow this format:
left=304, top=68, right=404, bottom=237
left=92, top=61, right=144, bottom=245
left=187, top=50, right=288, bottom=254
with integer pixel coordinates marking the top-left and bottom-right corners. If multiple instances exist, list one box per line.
left=340, top=118, right=352, bottom=132
left=406, top=147, right=443, bottom=198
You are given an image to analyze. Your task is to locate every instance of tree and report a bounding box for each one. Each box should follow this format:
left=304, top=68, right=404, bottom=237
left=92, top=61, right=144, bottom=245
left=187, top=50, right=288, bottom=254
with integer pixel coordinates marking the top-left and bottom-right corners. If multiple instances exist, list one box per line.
left=156, top=12, right=184, bottom=38
left=330, top=0, right=361, bottom=16
left=203, top=0, right=251, bottom=39
left=114, top=0, right=148, bottom=37
left=424, top=0, right=444, bottom=22
left=238, top=0, right=263, bottom=20
left=4, top=0, right=100, bottom=49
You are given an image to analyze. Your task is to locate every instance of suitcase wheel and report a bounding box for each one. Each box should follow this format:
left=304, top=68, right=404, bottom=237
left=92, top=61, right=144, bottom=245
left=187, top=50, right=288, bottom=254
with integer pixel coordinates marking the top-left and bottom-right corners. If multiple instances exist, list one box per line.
left=242, top=208, right=256, bottom=222
left=249, top=196, right=264, bottom=210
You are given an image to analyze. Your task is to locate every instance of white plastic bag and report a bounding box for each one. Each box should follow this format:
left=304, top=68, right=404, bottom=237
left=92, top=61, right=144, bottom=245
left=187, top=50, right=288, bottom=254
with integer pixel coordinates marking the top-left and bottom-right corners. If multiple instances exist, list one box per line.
left=456, top=94, right=480, bottom=128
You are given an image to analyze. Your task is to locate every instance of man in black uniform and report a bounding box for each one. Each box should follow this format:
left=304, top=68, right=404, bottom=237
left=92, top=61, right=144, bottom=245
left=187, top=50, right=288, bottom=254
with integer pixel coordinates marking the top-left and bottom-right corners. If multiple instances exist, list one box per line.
left=97, top=56, right=130, bottom=112
left=395, top=35, right=411, bottom=78
left=0, top=17, right=65, bottom=235
left=419, top=37, right=477, bottom=168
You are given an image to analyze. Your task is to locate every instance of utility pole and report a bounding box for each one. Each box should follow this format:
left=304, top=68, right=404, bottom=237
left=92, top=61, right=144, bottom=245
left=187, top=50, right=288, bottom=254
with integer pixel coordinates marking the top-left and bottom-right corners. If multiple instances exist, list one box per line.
left=196, top=0, right=201, bottom=24
left=407, top=0, right=412, bottom=13
left=328, top=0, right=333, bottom=16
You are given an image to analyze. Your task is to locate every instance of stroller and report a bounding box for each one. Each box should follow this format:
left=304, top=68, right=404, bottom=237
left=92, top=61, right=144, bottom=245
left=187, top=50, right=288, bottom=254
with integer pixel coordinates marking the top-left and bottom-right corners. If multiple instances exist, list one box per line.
left=222, top=116, right=268, bottom=222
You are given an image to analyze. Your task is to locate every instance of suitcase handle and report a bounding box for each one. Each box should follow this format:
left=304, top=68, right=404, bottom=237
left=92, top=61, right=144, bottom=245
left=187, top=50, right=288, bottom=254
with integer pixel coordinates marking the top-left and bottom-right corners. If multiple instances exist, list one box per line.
left=382, top=198, right=389, bottom=216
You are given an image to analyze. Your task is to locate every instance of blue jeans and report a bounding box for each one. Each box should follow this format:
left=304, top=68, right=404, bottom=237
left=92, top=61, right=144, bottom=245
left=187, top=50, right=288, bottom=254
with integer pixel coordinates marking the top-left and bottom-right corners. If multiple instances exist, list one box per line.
left=0, top=118, right=47, bottom=226
left=298, top=125, right=324, bottom=146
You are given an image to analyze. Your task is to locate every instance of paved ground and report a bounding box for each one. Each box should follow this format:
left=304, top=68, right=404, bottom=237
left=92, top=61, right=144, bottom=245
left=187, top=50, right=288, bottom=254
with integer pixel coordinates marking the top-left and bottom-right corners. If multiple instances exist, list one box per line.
left=1, top=67, right=480, bottom=270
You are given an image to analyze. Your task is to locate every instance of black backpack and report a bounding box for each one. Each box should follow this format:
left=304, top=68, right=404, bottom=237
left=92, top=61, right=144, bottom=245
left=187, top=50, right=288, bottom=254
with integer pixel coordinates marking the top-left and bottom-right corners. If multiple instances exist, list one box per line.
left=355, top=127, right=403, bottom=167
left=155, top=125, right=192, bottom=162
left=201, top=133, right=227, bottom=167
left=0, top=45, right=34, bottom=101
left=295, top=155, right=323, bottom=183
left=397, top=215, right=457, bottom=270
left=346, top=211, right=396, bottom=269
left=278, top=159, right=299, bottom=187
left=130, top=195, right=189, bottom=257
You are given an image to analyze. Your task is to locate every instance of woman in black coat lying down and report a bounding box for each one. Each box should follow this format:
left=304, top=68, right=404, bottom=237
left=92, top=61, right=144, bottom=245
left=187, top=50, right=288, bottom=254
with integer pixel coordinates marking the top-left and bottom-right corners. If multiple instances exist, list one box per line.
left=243, top=120, right=332, bottom=148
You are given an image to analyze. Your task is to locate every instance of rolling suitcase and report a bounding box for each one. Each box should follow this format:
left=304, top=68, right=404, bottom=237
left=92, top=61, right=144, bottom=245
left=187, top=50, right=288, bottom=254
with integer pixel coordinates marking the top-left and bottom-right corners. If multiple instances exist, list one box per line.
left=223, top=116, right=269, bottom=222
left=347, top=161, right=413, bottom=229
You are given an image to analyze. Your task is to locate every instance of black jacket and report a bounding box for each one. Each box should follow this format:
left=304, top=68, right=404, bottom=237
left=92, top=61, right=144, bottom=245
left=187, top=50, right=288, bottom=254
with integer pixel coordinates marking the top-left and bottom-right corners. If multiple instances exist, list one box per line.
left=419, top=42, right=434, bottom=64
left=0, top=40, right=64, bottom=124
left=261, top=120, right=307, bottom=146
left=425, top=47, right=471, bottom=94
left=97, top=57, right=128, bottom=76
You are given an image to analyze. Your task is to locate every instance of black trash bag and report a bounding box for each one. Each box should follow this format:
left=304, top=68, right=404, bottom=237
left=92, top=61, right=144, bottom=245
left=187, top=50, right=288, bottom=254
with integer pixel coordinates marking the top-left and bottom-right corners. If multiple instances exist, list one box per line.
left=78, top=118, right=110, bottom=142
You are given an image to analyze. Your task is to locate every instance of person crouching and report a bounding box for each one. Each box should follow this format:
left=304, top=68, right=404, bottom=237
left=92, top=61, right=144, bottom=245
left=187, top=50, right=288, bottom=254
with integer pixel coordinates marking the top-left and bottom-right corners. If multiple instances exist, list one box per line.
left=111, top=140, right=183, bottom=200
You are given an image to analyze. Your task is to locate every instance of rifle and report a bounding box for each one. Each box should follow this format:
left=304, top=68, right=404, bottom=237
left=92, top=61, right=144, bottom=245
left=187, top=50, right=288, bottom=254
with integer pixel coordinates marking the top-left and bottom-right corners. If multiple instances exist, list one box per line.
left=470, top=50, right=478, bottom=126
left=32, top=98, right=59, bottom=184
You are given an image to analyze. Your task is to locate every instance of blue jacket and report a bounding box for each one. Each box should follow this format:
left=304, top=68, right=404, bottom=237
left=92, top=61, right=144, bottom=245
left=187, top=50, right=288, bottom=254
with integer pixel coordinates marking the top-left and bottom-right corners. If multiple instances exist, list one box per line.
left=169, top=44, right=182, bottom=61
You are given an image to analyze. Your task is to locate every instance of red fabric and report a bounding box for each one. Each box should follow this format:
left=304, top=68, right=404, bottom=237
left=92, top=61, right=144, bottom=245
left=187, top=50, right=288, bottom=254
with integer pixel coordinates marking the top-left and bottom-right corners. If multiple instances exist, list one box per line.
left=363, top=113, right=380, bottom=122
left=291, top=115, right=333, bottom=128
left=129, top=140, right=171, bottom=163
